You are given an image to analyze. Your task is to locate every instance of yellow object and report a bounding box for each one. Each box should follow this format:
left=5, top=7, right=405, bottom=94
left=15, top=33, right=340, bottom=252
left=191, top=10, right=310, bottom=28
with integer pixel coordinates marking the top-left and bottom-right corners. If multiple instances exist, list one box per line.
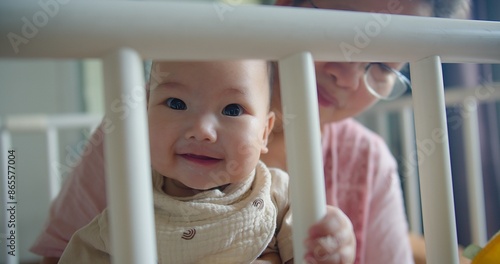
left=471, top=232, right=500, bottom=264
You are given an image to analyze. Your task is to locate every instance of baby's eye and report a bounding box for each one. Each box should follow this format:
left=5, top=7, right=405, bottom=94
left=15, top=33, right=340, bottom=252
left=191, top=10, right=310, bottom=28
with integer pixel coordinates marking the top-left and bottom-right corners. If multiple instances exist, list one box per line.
left=222, top=104, right=243, bottom=116
left=165, top=98, right=187, bottom=110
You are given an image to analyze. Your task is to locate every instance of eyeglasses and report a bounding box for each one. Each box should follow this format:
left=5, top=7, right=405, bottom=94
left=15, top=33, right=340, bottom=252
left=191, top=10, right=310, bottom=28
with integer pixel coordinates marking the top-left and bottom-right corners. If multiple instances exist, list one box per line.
left=364, top=63, right=412, bottom=100
left=298, top=0, right=412, bottom=100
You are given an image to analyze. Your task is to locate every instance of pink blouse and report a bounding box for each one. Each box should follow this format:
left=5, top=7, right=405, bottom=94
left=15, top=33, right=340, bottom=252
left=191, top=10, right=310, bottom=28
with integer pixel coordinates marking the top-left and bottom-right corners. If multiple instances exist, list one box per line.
left=31, top=118, right=413, bottom=264
left=321, top=119, right=413, bottom=264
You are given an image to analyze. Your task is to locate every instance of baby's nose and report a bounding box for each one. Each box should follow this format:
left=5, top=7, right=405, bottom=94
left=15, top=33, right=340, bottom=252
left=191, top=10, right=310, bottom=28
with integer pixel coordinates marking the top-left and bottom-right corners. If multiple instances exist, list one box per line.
left=184, top=114, right=217, bottom=142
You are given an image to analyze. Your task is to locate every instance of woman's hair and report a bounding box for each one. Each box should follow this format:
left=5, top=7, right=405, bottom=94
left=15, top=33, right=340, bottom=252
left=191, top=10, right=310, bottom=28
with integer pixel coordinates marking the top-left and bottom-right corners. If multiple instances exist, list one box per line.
left=426, top=0, right=471, bottom=18
left=291, top=0, right=471, bottom=18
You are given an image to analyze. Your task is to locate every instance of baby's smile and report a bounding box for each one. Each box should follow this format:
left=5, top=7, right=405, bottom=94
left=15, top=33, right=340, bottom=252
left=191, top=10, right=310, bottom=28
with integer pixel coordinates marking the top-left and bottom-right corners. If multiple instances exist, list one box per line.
left=180, top=153, right=222, bottom=166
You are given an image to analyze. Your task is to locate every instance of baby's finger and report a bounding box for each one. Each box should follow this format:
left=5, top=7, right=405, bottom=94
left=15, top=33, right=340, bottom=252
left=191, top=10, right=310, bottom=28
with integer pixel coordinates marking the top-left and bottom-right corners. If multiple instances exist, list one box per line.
left=306, top=228, right=352, bottom=252
left=304, top=236, right=355, bottom=264
left=309, top=207, right=352, bottom=239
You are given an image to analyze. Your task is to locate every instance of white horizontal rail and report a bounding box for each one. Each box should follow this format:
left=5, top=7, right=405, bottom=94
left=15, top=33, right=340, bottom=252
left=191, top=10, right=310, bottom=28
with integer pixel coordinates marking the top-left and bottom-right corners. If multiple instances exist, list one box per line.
left=4, top=114, right=102, bottom=132
left=0, top=1, right=499, bottom=63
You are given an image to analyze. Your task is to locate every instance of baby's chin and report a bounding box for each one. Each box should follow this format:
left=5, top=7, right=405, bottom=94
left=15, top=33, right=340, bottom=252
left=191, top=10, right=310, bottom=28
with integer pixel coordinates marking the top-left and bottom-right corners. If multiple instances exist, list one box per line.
left=183, top=181, right=229, bottom=192
left=163, top=177, right=229, bottom=197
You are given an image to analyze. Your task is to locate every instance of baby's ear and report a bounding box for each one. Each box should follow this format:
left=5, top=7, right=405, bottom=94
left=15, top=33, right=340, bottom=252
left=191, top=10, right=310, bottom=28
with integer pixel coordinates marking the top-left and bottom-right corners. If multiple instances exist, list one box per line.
left=261, top=111, right=276, bottom=154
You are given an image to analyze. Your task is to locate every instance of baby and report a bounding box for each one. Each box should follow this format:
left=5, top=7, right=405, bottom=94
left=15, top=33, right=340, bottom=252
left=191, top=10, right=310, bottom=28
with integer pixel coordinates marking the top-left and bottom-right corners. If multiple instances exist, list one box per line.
left=59, top=60, right=355, bottom=263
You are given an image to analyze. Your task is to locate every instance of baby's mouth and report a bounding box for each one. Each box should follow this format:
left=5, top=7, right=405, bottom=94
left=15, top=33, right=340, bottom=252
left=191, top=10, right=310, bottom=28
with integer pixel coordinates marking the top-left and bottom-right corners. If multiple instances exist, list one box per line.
left=180, top=153, right=221, bottom=165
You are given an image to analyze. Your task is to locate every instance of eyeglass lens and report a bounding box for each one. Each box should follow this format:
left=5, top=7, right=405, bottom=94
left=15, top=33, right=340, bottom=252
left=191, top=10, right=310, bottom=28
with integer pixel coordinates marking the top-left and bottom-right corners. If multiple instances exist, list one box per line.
left=364, top=63, right=409, bottom=100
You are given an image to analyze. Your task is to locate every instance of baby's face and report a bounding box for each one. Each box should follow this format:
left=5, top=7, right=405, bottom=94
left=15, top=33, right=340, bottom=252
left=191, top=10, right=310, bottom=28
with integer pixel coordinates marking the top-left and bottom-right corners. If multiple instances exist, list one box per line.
left=148, top=61, right=274, bottom=197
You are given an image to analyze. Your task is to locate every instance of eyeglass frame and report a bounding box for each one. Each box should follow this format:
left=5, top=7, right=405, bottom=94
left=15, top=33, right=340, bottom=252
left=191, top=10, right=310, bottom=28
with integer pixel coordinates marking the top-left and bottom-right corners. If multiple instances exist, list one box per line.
left=293, top=0, right=413, bottom=100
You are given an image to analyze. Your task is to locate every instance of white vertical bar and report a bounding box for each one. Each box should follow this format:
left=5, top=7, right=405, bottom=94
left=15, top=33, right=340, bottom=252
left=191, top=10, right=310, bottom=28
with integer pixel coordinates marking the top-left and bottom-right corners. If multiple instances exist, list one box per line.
left=278, top=52, right=327, bottom=262
left=399, top=107, right=423, bottom=235
left=103, top=48, right=156, bottom=264
left=374, top=111, right=389, bottom=143
left=1, top=129, right=18, bottom=264
left=46, top=127, right=61, bottom=201
left=461, top=101, right=488, bottom=246
left=410, top=56, right=459, bottom=264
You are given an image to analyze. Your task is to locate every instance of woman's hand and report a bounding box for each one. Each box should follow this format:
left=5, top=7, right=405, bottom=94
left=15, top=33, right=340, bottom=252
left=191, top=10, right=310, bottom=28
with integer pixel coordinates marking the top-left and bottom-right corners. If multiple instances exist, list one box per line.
left=304, top=206, right=356, bottom=264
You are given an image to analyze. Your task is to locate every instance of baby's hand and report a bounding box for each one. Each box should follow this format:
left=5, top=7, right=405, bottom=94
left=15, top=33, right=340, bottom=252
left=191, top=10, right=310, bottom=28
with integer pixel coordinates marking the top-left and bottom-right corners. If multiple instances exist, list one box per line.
left=304, top=206, right=356, bottom=264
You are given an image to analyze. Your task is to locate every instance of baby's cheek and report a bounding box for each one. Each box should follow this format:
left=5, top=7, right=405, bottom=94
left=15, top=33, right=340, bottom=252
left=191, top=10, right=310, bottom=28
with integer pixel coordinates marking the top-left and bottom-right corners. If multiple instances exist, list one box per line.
left=234, top=135, right=261, bottom=157
left=230, top=139, right=262, bottom=173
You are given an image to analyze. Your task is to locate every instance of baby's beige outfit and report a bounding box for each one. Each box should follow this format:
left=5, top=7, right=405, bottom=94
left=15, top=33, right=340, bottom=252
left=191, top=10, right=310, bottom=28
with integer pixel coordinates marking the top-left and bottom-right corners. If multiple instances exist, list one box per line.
left=60, top=161, right=293, bottom=263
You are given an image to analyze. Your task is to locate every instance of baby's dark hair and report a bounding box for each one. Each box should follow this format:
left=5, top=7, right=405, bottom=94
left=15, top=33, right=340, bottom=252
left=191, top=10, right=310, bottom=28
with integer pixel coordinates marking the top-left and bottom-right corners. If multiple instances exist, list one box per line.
left=291, top=0, right=471, bottom=18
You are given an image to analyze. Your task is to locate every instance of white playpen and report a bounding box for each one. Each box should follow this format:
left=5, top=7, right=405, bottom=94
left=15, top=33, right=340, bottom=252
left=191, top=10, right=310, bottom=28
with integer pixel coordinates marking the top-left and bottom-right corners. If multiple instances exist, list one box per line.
left=1, top=1, right=499, bottom=264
